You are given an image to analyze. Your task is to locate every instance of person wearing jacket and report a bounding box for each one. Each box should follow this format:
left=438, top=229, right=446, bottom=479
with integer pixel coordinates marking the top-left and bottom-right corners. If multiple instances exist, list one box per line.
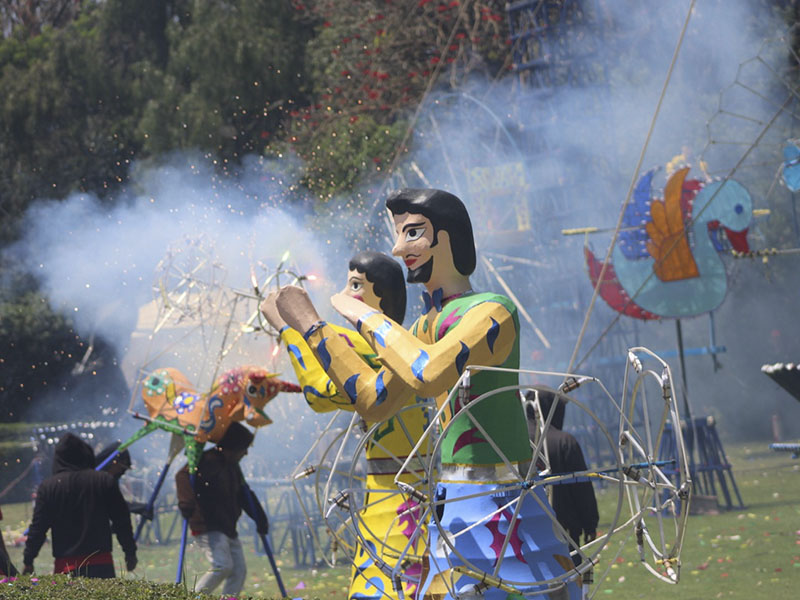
left=175, top=422, right=268, bottom=596
left=22, top=433, right=137, bottom=577
left=96, top=442, right=152, bottom=519
left=0, top=505, right=18, bottom=577
left=525, top=389, right=599, bottom=564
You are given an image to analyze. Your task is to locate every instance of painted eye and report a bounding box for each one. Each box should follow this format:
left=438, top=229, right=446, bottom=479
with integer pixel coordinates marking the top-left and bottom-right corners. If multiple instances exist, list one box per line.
left=405, top=227, right=424, bottom=242
left=734, top=203, right=743, bottom=214
left=247, top=384, right=258, bottom=395
left=350, top=281, right=363, bottom=292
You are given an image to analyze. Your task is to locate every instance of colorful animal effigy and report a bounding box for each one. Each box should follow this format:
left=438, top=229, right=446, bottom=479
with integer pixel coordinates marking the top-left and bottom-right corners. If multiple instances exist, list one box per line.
left=102, top=365, right=301, bottom=474
left=586, top=165, right=752, bottom=319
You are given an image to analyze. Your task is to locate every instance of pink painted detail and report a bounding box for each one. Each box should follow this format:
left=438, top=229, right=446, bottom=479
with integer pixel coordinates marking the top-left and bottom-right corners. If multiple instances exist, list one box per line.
left=437, top=307, right=462, bottom=340
left=338, top=332, right=356, bottom=348
left=403, top=562, right=422, bottom=598
left=396, top=498, right=423, bottom=540
left=485, top=508, right=526, bottom=565
left=452, top=427, right=487, bottom=455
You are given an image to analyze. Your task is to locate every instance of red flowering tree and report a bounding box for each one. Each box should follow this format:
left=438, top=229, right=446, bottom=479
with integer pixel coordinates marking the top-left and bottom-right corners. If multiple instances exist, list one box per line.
left=276, top=0, right=511, bottom=198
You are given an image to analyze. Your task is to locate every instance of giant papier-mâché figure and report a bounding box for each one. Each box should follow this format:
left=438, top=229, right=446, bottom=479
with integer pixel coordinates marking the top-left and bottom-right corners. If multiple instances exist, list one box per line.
left=275, top=189, right=579, bottom=600
left=262, top=251, right=429, bottom=600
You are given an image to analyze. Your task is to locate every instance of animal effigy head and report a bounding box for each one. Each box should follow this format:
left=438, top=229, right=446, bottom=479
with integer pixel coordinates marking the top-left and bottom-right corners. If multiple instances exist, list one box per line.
left=214, top=366, right=301, bottom=428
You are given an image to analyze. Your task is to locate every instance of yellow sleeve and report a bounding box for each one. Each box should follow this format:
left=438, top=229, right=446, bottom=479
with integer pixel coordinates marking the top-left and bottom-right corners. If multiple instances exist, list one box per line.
left=353, top=301, right=516, bottom=397
left=280, top=323, right=379, bottom=413
left=304, top=321, right=418, bottom=422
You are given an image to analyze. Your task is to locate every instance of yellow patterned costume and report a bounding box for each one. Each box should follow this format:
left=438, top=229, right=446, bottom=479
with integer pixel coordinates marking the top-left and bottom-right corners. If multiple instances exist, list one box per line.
left=302, top=294, right=579, bottom=600
left=281, top=324, right=429, bottom=600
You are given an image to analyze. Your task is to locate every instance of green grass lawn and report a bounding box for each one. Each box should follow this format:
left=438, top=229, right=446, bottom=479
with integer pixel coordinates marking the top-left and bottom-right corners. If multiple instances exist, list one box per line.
left=2, top=441, right=798, bottom=599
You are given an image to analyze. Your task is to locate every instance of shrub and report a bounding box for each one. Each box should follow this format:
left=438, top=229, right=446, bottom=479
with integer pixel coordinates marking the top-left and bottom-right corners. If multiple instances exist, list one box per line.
left=0, top=574, right=264, bottom=599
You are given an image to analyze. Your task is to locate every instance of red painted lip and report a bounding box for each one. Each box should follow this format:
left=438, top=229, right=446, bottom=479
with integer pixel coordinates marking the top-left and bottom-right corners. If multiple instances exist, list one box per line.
left=404, top=258, right=417, bottom=268
left=352, top=294, right=363, bottom=301
left=724, top=226, right=750, bottom=252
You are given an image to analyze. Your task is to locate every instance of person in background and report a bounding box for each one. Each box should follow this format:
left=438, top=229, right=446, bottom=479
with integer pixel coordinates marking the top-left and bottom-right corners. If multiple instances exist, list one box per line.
left=96, top=442, right=151, bottom=519
left=22, top=433, right=137, bottom=577
left=175, top=422, right=268, bottom=596
left=0, top=505, right=18, bottom=577
left=525, top=389, right=599, bottom=564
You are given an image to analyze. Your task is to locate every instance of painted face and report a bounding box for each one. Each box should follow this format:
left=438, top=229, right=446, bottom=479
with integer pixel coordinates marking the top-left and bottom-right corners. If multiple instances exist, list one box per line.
left=391, top=212, right=438, bottom=283
left=343, top=269, right=382, bottom=311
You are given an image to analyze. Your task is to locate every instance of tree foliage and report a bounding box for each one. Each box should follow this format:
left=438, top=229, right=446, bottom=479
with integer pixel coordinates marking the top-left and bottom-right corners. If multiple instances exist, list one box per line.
left=276, top=0, right=512, bottom=198
left=137, top=0, right=311, bottom=169
left=1, top=0, right=800, bottom=423
left=0, top=0, right=309, bottom=421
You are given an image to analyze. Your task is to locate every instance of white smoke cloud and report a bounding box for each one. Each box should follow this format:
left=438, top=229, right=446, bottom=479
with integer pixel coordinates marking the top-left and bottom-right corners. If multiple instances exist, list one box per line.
left=5, top=0, right=800, bottom=475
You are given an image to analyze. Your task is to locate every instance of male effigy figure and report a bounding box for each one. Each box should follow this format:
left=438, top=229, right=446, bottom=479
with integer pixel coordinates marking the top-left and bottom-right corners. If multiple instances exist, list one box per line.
left=262, top=251, right=428, bottom=600
left=276, top=189, right=579, bottom=599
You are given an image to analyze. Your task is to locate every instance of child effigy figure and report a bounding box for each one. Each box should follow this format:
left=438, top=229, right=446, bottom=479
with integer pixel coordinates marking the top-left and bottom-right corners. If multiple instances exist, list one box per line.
left=262, top=251, right=429, bottom=600
left=276, top=189, right=579, bottom=600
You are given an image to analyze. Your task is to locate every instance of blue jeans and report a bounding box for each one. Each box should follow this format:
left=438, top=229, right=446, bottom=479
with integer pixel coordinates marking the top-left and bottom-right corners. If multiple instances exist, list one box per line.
left=193, top=531, right=247, bottom=595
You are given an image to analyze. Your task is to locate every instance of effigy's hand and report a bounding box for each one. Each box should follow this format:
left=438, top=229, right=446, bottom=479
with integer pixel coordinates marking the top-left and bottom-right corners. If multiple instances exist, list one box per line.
left=331, top=292, right=374, bottom=326
left=260, top=291, right=286, bottom=331
left=276, top=286, right=321, bottom=333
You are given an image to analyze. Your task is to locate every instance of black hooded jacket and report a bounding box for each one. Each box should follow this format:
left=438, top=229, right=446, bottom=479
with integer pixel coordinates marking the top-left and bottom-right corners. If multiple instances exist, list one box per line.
left=175, top=423, right=268, bottom=539
left=23, top=434, right=136, bottom=566
left=528, top=393, right=600, bottom=540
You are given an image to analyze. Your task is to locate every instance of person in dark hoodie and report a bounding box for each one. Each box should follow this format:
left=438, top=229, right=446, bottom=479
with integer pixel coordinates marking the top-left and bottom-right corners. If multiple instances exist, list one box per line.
left=175, top=422, right=268, bottom=596
left=22, top=433, right=137, bottom=578
left=96, top=442, right=151, bottom=519
left=525, top=389, right=599, bottom=565
left=0, top=505, right=18, bottom=577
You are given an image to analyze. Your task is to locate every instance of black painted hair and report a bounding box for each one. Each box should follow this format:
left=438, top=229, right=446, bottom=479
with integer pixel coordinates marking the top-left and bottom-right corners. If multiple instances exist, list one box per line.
left=385, top=188, right=476, bottom=276
left=349, top=250, right=407, bottom=324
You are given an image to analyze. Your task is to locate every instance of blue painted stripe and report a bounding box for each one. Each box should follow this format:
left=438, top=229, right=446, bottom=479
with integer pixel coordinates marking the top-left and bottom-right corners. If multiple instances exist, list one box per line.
left=455, top=341, right=470, bottom=375
left=411, top=349, right=429, bottom=383
left=356, top=310, right=380, bottom=333
left=287, top=343, right=306, bottom=370
left=344, top=374, right=359, bottom=404
left=303, top=385, right=335, bottom=404
left=317, top=337, right=331, bottom=371
left=486, top=317, right=500, bottom=353
left=374, top=371, right=388, bottom=405
left=199, top=395, right=224, bottom=433
left=372, top=319, right=393, bottom=347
